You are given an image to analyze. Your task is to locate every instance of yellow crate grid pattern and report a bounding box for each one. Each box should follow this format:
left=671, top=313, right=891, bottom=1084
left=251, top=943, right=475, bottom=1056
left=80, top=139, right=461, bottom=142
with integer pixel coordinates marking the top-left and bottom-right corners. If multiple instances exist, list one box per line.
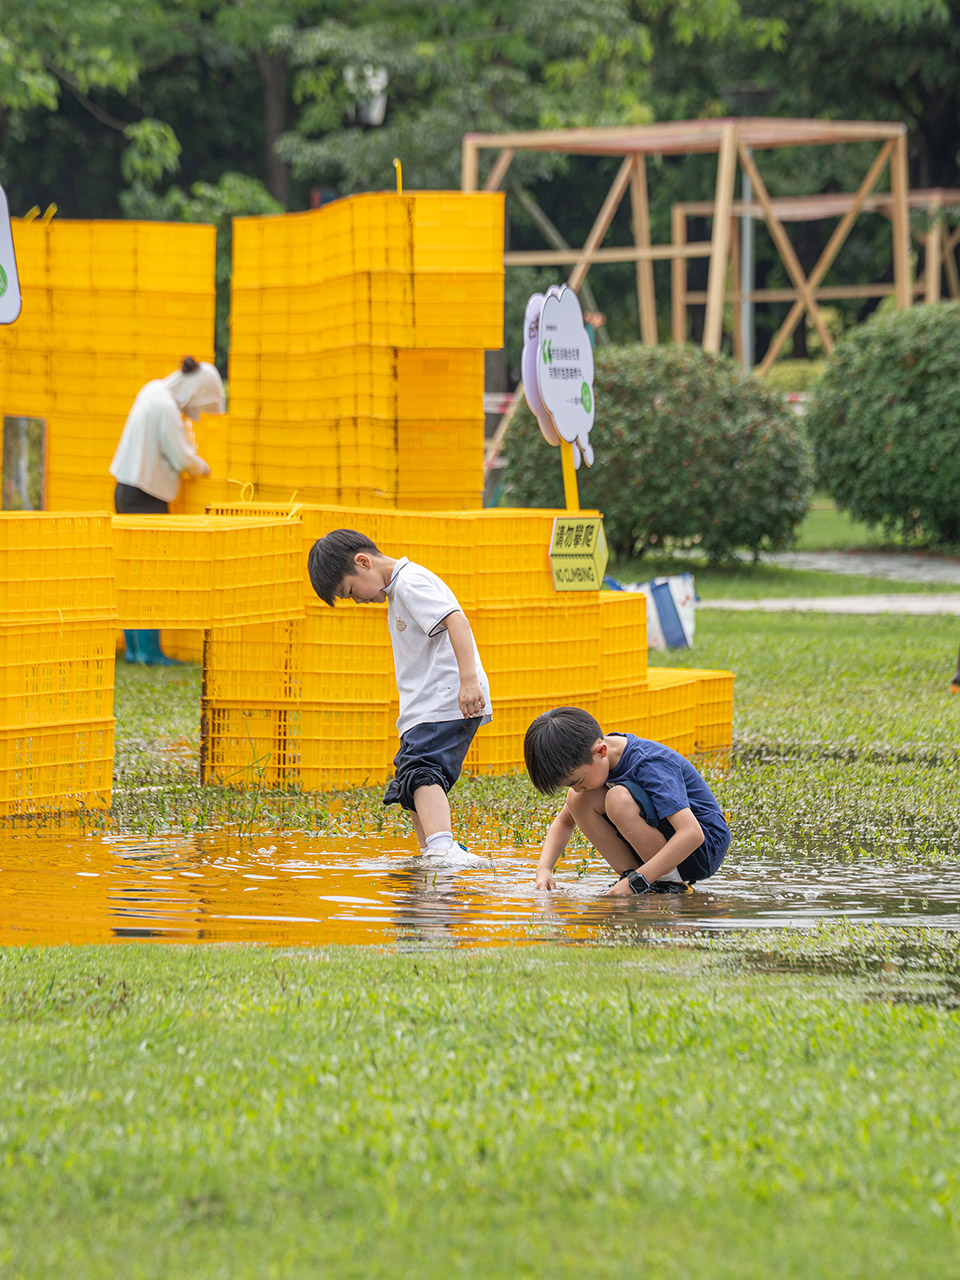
left=0, top=513, right=116, bottom=621
left=472, top=598, right=601, bottom=702
left=684, top=668, right=735, bottom=754
left=0, top=619, right=116, bottom=727
left=232, top=193, right=503, bottom=288
left=599, top=592, right=648, bottom=688
left=200, top=698, right=393, bottom=792
left=0, top=718, right=115, bottom=818
left=225, top=192, right=501, bottom=510
left=113, top=516, right=306, bottom=628
left=639, top=670, right=700, bottom=758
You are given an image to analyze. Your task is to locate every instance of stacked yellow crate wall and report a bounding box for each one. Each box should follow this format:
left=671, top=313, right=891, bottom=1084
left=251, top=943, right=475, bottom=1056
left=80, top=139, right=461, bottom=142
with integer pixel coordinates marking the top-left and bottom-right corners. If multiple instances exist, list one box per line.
left=197, top=504, right=731, bottom=790
left=0, top=220, right=217, bottom=515
left=0, top=513, right=117, bottom=816
left=176, top=193, right=503, bottom=516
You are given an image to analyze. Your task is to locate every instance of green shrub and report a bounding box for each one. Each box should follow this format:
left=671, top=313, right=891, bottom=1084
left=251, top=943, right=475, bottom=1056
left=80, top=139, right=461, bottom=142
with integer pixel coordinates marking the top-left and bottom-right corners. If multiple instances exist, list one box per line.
left=761, top=359, right=827, bottom=395
left=805, top=303, right=960, bottom=544
left=500, top=343, right=813, bottom=562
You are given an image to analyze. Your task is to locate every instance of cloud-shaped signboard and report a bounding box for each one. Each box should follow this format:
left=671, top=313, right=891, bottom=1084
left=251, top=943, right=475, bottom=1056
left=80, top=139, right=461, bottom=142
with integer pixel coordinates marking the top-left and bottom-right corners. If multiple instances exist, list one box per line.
left=521, top=285, right=595, bottom=467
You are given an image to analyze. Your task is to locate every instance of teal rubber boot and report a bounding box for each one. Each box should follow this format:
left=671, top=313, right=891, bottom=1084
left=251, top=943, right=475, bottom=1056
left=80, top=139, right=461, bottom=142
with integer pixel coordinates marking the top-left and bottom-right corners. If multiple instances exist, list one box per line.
left=123, top=630, right=144, bottom=664
left=139, top=630, right=183, bottom=667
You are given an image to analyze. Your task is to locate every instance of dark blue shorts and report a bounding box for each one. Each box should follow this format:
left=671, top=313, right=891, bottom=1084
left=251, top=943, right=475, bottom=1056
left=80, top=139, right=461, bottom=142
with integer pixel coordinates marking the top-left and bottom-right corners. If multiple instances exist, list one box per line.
left=383, top=718, right=481, bottom=811
left=603, top=778, right=727, bottom=883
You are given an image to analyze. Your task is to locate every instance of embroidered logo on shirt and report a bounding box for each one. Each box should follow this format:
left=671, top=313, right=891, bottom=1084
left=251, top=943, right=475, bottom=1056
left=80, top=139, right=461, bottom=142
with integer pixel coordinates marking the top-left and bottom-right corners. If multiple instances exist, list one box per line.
left=396, top=618, right=407, bottom=631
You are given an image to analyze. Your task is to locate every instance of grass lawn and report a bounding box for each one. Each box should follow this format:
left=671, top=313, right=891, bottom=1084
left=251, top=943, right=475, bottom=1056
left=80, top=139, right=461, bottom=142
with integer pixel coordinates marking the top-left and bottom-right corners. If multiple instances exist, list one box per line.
left=2, top=944, right=959, bottom=1279
left=3, top=553, right=960, bottom=1277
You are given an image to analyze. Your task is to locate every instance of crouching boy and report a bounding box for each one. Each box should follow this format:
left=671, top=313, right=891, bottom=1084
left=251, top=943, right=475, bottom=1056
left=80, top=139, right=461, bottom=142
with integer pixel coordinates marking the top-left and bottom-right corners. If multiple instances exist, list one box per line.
left=523, top=706, right=730, bottom=895
left=308, top=529, right=491, bottom=863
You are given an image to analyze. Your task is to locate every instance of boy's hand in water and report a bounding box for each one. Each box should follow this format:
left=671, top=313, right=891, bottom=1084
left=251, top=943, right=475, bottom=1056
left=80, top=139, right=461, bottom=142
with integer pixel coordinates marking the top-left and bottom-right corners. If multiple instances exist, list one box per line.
left=535, top=867, right=556, bottom=890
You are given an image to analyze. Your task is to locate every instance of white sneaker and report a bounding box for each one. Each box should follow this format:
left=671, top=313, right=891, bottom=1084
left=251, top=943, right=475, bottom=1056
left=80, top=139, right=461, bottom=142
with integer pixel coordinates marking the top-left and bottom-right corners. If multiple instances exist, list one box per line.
left=420, top=840, right=490, bottom=868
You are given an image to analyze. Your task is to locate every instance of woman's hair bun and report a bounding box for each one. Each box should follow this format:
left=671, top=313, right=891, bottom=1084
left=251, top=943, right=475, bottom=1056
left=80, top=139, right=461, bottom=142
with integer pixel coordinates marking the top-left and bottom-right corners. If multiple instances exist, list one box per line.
left=181, top=355, right=200, bottom=374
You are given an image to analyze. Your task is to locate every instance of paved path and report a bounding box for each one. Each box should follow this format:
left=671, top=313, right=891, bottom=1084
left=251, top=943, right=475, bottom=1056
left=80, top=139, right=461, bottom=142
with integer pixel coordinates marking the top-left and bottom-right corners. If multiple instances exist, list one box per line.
left=759, top=550, right=960, bottom=585
left=706, top=551, right=960, bottom=615
left=706, top=593, right=960, bottom=615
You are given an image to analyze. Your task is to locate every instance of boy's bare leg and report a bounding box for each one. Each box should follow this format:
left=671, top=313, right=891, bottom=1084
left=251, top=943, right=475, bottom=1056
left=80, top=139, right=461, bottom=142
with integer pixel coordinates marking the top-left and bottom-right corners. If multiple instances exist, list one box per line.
left=412, top=783, right=453, bottom=846
left=567, top=787, right=664, bottom=875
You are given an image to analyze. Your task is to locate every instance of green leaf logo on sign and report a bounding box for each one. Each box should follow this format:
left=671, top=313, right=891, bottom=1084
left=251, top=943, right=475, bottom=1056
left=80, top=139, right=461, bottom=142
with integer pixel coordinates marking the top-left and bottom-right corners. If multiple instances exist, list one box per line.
left=0, top=265, right=6, bottom=297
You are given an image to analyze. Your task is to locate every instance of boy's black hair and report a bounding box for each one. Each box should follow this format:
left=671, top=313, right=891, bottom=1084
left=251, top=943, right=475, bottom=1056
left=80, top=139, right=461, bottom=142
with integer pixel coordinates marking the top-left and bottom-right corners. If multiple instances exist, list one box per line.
left=307, top=528, right=381, bottom=606
left=523, top=706, right=603, bottom=794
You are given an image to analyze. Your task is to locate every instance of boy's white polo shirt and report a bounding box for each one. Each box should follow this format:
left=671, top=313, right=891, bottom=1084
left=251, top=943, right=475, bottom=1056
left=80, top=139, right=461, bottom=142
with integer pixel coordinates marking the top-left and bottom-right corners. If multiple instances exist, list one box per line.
left=384, top=557, right=492, bottom=736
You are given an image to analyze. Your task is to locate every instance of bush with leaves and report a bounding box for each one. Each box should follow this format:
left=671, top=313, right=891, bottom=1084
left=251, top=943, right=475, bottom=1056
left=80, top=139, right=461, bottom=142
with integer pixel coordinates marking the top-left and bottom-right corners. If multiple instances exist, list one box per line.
left=805, top=303, right=960, bottom=544
left=501, top=343, right=812, bottom=562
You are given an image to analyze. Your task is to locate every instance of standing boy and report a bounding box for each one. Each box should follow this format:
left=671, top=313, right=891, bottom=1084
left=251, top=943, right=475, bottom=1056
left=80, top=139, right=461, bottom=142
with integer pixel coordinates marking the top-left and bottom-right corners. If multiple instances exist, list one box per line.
left=308, top=529, right=491, bottom=863
left=524, top=706, right=730, bottom=894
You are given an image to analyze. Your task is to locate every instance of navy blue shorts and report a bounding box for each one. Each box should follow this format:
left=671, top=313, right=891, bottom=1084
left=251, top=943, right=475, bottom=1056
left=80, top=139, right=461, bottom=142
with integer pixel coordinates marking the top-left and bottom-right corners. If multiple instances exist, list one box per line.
left=603, top=778, right=724, bottom=883
left=383, top=718, right=481, bottom=811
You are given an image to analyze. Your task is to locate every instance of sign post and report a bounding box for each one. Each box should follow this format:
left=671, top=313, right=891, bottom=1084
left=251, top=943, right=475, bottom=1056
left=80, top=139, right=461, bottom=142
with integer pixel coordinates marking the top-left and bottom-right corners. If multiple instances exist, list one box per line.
left=521, top=285, right=605, bottom=589
left=0, top=184, right=22, bottom=326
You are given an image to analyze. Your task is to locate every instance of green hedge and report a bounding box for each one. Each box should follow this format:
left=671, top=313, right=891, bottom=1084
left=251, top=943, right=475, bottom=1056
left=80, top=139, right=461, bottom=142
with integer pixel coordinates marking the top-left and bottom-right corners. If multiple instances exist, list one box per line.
left=501, top=343, right=812, bottom=562
left=805, top=303, right=960, bottom=544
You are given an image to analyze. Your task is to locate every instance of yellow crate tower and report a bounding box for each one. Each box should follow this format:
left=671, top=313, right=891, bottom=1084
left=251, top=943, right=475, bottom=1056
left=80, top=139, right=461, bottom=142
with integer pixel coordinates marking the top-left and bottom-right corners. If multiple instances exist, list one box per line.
left=0, top=514, right=118, bottom=817
left=0, top=219, right=217, bottom=516
left=177, top=192, right=504, bottom=516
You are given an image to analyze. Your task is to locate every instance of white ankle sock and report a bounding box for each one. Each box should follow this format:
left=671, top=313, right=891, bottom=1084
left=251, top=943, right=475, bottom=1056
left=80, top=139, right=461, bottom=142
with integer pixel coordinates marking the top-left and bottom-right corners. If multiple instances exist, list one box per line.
left=659, top=867, right=683, bottom=883
left=425, top=830, right=454, bottom=851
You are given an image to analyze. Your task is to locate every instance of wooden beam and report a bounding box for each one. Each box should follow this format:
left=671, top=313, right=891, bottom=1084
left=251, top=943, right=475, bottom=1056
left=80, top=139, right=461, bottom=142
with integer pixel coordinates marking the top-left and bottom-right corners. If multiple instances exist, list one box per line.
left=461, top=137, right=479, bottom=192
left=890, top=131, right=912, bottom=308
left=688, top=283, right=902, bottom=304
left=729, top=213, right=743, bottom=365
left=943, top=224, right=960, bottom=300
left=482, top=148, right=515, bottom=193
left=567, top=156, right=634, bottom=294
left=629, top=156, right=658, bottom=345
left=924, top=195, right=943, bottom=302
left=703, top=124, right=737, bottom=353
left=756, top=139, right=894, bottom=375
left=737, top=140, right=834, bottom=356
left=504, top=243, right=712, bottom=266
left=671, top=204, right=687, bottom=343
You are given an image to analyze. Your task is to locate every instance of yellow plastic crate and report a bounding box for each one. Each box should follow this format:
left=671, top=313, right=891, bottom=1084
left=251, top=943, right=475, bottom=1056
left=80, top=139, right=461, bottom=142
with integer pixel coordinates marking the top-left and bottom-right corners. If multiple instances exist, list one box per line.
left=684, top=667, right=735, bottom=755
left=599, top=591, right=648, bottom=687
left=600, top=682, right=648, bottom=728
left=113, top=516, right=306, bottom=628
left=199, top=696, right=394, bottom=791
left=462, top=695, right=550, bottom=777
left=639, top=669, right=700, bottom=757
left=296, top=605, right=394, bottom=702
left=396, top=419, right=485, bottom=496
left=396, top=349, right=485, bottom=419
left=410, top=193, right=505, bottom=274
left=0, top=717, right=114, bottom=817
left=471, top=509, right=580, bottom=606
left=0, top=513, right=116, bottom=622
left=296, top=700, right=394, bottom=790
left=473, top=597, right=601, bottom=703
left=0, top=619, right=116, bottom=727
left=200, top=699, right=294, bottom=788
left=159, top=629, right=205, bottom=663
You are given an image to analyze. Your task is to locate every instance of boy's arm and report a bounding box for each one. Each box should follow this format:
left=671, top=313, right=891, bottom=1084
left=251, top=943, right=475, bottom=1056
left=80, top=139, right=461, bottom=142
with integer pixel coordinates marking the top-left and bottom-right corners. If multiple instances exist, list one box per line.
left=443, top=611, right=485, bottom=717
left=536, top=796, right=578, bottom=890
left=607, top=806, right=703, bottom=895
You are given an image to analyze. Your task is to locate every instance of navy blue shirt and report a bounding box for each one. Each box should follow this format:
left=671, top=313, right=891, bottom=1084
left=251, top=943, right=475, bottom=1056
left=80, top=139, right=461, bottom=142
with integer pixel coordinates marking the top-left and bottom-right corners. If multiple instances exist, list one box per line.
left=606, top=732, right=730, bottom=873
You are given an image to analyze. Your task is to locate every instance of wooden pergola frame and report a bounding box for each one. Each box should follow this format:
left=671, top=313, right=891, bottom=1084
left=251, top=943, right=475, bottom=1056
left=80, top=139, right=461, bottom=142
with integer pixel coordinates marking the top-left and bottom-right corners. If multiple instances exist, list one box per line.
left=674, top=186, right=960, bottom=374
left=462, top=119, right=912, bottom=375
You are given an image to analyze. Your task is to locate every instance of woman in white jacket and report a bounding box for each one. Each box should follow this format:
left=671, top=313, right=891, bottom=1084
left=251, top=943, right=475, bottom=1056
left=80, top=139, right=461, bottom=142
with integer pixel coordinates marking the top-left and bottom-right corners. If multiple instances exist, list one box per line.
left=110, top=355, right=225, bottom=663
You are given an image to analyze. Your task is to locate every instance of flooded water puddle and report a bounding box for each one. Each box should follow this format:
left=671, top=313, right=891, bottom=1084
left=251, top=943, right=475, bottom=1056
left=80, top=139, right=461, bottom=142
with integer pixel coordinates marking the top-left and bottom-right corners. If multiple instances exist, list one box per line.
left=1, top=831, right=958, bottom=946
